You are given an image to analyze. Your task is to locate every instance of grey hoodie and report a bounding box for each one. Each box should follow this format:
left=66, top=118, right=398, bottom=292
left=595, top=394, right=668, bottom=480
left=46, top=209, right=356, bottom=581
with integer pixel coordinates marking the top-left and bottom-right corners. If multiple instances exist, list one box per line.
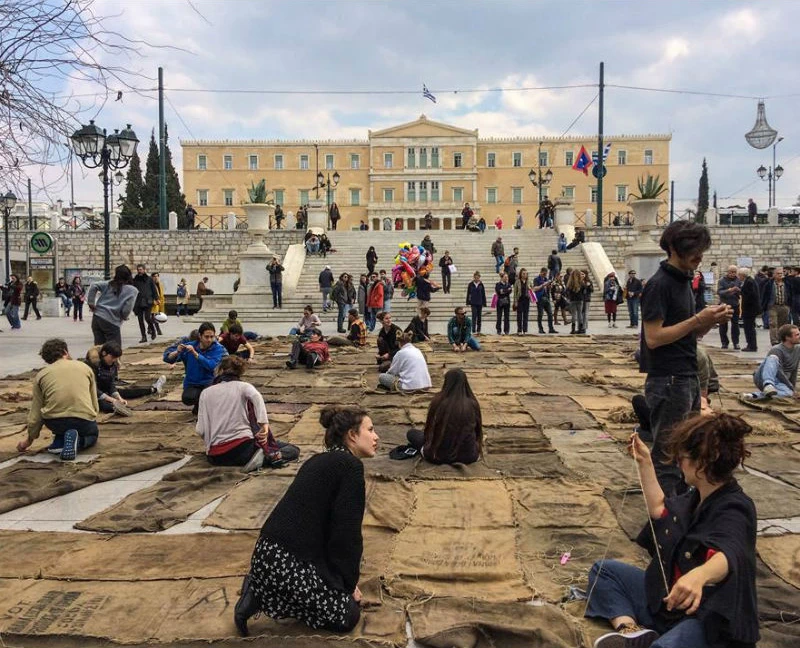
left=87, top=280, right=138, bottom=327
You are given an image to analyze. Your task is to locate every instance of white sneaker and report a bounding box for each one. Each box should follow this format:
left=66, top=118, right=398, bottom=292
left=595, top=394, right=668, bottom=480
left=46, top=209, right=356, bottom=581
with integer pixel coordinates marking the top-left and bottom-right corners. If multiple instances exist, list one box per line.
left=152, top=375, right=167, bottom=394
left=763, top=384, right=778, bottom=399
left=594, top=626, right=659, bottom=648
left=242, top=448, right=265, bottom=474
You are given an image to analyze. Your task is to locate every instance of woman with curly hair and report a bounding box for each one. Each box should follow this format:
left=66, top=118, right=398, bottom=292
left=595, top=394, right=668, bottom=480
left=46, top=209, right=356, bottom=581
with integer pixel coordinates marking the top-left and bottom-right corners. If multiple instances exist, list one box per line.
left=585, top=413, right=758, bottom=648
left=234, top=405, right=379, bottom=636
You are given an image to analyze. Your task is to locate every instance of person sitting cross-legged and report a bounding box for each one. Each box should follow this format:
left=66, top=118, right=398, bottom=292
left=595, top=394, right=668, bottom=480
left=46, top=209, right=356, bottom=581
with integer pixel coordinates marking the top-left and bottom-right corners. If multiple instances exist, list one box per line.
left=405, top=306, right=431, bottom=342
left=378, top=331, right=432, bottom=392
left=286, top=328, right=330, bottom=370
left=585, top=413, right=758, bottom=648
left=197, top=356, right=299, bottom=473
left=219, top=323, right=255, bottom=361
left=742, top=323, right=800, bottom=400
left=447, top=306, right=480, bottom=352
left=405, top=368, right=482, bottom=465
left=375, top=311, right=403, bottom=372
left=17, top=338, right=100, bottom=461
left=289, top=304, right=322, bottom=337
left=163, top=321, right=227, bottom=414
left=85, top=342, right=166, bottom=416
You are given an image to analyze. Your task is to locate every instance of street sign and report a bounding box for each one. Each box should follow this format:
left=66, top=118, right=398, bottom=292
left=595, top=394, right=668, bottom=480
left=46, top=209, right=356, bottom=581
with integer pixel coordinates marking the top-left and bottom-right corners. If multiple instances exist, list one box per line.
left=592, top=164, right=607, bottom=179
left=30, top=257, right=55, bottom=269
left=30, top=231, right=54, bottom=255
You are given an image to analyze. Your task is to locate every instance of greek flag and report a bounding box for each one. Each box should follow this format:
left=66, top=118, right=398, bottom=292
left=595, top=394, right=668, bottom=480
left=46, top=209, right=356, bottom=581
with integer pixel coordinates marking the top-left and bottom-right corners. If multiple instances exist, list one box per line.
left=423, top=84, right=437, bottom=103
left=592, top=142, right=612, bottom=164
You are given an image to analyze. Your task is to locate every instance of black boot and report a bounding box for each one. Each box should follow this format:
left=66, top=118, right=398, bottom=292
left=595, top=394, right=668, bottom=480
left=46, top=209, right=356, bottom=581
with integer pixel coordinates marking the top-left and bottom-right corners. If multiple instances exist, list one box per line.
left=234, top=574, right=259, bottom=637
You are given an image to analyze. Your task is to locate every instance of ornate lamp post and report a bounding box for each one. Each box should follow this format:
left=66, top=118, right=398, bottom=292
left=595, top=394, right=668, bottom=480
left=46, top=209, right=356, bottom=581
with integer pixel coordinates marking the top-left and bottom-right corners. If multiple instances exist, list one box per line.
left=70, top=120, right=139, bottom=279
left=315, top=169, right=340, bottom=223
left=99, top=168, right=125, bottom=212
left=2, top=190, right=18, bottom=283
left=528, top=142, right=553, bottom=206
left=756, top=137, right=785, bottom=209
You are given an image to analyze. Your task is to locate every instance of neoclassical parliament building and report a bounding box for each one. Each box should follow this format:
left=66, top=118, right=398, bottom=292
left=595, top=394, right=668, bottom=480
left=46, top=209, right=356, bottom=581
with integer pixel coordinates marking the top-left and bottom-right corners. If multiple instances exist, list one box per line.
left=181, top=116, right=670, bottom=230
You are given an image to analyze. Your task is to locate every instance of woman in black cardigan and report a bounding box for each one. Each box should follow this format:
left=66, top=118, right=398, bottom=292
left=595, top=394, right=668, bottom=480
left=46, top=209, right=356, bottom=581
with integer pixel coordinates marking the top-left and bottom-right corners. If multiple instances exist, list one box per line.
left=234, top=405, right=379, bottom=636
left=586, top=412, right=758, bottom=648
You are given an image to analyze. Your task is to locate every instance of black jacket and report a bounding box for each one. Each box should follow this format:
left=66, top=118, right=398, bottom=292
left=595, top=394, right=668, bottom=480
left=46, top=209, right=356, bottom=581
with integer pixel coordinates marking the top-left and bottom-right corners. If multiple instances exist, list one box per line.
left=740, top=276, right=761, bottom=318
left=626, top=277, right=644, bottom=301
left=547, top=254, right=562, bottom=274
left=24, top=281, right=40, bottom=300
left=377, top=324, right=403, bottom=360
left=466, top=281, right=487, bottom=307
left=318, top=269, right=334, bottom=289
left=132, top=273, right=157, bottom=313
left=637, top=480, right=758, bottom=648
left=405, top=315, right=429, bottom=341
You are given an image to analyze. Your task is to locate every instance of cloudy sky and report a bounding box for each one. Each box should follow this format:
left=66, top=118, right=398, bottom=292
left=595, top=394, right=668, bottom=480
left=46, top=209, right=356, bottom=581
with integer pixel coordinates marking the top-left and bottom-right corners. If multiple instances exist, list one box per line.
left=38, top=0, right=800, bottom=212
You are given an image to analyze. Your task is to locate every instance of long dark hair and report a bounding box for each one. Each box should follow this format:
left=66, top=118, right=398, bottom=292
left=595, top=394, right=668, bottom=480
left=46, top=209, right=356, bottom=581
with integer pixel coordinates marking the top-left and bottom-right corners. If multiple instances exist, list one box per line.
left=424, top=368, right=483, bottom=459
left=109, top=264, right=133, bottom=295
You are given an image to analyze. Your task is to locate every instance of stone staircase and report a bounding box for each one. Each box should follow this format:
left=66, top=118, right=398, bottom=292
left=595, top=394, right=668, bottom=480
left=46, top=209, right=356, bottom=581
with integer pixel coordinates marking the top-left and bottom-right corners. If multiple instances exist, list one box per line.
left=191, top=229, right=607, bottom=327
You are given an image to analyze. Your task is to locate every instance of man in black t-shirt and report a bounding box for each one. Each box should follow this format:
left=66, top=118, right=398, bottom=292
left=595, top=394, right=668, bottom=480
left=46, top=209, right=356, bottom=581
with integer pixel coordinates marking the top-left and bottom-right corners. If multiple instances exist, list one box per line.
left=640, top=221, right=732, bottom=494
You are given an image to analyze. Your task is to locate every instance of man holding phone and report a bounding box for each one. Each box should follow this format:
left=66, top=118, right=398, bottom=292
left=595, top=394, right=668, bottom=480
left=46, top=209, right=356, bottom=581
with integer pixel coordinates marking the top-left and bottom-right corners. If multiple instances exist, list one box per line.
left=163, top=321, right=226, bottom=414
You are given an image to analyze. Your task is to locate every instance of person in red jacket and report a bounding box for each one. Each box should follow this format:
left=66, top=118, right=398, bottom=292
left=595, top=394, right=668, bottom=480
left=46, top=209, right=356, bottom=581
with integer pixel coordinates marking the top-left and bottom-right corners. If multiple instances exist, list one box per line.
left=365, top=273, right=384, bottom=332
left=286, top=329, right=330, bottom=370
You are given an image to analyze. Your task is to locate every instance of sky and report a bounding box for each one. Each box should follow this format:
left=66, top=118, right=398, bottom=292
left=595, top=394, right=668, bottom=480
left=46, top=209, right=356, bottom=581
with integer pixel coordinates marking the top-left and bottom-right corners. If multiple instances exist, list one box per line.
left=31, top=0, right=800, bottom=213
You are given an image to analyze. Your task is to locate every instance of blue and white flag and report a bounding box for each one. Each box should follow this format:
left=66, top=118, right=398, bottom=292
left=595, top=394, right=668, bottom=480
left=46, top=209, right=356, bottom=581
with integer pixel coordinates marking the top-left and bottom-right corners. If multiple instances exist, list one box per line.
left=592, top=142, right=612, bottom=164
left=423, top=84, right=437, bottom=103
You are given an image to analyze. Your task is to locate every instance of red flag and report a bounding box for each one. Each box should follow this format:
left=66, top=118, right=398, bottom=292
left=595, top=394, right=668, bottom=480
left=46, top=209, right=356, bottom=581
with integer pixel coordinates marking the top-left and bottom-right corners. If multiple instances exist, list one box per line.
left=572, top=145, right=593, bottom=176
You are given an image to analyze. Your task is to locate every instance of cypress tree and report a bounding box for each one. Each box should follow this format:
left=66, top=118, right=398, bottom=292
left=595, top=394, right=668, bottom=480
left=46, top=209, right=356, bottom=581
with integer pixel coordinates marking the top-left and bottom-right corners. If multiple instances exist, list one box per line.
left=142, top=130, right=160, bottom=219
left=164, top=125, right=187, bottom=218
left=697, top=158, right=709, bottom=224
left=119, top=149, right=144, bottom=228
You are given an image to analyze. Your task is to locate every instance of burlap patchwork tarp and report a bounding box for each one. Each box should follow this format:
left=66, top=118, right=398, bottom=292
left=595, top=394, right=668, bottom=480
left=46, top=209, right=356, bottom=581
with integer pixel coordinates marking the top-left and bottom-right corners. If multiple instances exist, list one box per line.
left=0, top=334, right=797, bottom=647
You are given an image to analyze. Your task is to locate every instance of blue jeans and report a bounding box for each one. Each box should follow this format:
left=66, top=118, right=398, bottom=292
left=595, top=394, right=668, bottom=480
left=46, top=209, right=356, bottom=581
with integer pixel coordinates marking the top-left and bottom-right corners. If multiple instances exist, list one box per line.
left=586, top=560, right=709, bottom=648
left=495, top=255, right=504, bottom=274
left=59, top=293, right=72, bottom=312
left=644, top=374, right=699, bottom=495
left=383, top=298, right=392, bottom=313
left=5, top=304, right=21, bottom=329
left=457, top=337, right=480, bottom=351
left=306, top=242, right=320, bottom=254
left=270, top=281, right=282, bottom=308
left=321, top=288, right=331, bottom=310
left=558, top=242, right=567, bottom=253
left=337, top=303, right=352, bottom=332
left=753, top=355, right=794, bottom=397
left=43, top=417, right=99, bottom=450
left=627, top=297, right=640, bottom=326
left=366, top=308, right=379, bottom=331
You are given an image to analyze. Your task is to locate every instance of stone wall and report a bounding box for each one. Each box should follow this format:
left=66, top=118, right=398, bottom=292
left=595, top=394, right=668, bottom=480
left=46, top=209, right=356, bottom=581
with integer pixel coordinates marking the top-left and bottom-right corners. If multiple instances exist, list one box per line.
left=586, top=225, right=800, bottom=275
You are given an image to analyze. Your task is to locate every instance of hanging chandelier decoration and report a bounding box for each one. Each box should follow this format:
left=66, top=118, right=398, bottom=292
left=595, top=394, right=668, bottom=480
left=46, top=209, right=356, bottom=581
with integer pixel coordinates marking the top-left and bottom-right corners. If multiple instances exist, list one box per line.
left=745, top=100, right=778, bottom=149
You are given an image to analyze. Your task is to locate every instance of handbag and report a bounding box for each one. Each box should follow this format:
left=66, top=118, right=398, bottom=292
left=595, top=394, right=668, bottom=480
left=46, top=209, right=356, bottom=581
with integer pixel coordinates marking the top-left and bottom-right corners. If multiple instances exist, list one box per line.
left=528, top=288, right=538, bottom=304
left=448, top=264, right=457, bottom=274
left=490, top=293, right=498, bottom=309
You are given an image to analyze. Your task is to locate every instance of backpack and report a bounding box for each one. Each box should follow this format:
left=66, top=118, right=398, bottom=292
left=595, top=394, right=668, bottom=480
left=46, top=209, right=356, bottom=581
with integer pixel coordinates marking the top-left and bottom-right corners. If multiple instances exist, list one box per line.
left=177, top=285, right=187, bottom=298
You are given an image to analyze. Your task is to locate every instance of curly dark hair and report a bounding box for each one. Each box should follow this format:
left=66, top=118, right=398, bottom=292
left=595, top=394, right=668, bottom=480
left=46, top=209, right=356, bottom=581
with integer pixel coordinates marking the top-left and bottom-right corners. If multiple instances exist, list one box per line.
left=659, top=220, right=712, bottom=257
left=664, top=412, right=751, bottom=485
left=39, top=338, right=69, bottom=364
left=319, top=405, right=368, bottom=449
left=215, top=355, right=247, bottom=378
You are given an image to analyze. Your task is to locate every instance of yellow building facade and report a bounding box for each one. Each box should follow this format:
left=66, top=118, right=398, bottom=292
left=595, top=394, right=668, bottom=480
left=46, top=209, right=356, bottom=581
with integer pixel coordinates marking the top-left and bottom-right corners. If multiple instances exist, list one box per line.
left=181, top=116, right=670, bottom=230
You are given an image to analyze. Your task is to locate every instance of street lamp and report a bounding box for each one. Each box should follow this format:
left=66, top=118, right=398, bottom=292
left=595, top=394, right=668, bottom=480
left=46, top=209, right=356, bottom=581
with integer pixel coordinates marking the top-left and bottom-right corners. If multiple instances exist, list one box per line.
left=99, top=169, right=125, bottom=212
left=528, top=142, right=553, bottom=206
left=70, top=120, right=138, bottom=279
left=756, top=136, right=784, bottom=209
left=315, top=169, right=340, bottom=224
left=2, top=190, right=18, bottom=283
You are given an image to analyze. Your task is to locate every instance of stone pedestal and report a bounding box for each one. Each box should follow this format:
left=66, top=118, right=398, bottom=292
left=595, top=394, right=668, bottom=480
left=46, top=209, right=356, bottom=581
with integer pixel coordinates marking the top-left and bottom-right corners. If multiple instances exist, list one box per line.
left=768, top=207, right=779, bottom=225
left=705, top=207, right=718, bottom=225
left=625, top=199, right=665, bottom=280
left=168, top=211, right=178, bottom=230
left=238, top=204, right=276, bottom=296
left=584, top=209, right=594, bottom=229
left=41, top=297, right=61, bottom=317
left=50, top=214, right=60, bottom=231
left=306, top=199, right=327, bottom=231
left=554, top=199, right=575, bottom=228
left=286, top=211, right=296, bottom=230
left=110, top=211, right=119, bottom=231
left=227, top=212, right=237, bottom=230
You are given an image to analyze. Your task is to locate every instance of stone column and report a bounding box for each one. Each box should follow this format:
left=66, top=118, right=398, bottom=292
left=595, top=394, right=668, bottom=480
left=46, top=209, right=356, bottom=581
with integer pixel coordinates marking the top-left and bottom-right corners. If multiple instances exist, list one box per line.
left=584, top=209, right=594, bottom=229
left=768, top=207, right=779, bottom=225
left=306, top=199, right=327, bottom=231
left=110, top=211, right=119, bottom=231
left=168, top=211, right=178, bottom=230
left=227, top=211, right=237, bottom=230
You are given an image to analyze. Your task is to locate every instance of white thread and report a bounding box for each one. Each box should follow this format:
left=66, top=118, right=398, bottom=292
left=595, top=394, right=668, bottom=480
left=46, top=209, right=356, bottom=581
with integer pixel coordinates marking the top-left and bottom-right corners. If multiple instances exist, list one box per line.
left=633, top=458, right=671, bottom=597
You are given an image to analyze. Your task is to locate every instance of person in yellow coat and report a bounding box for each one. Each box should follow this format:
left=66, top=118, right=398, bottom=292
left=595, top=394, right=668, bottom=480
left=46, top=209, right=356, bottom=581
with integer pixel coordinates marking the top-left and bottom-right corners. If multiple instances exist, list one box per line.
left=150, top=271, right=166, bottom=336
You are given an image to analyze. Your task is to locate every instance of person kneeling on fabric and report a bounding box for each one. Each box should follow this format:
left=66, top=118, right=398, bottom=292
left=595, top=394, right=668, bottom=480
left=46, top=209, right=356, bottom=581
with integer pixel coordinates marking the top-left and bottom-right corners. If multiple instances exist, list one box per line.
left=85, top=342, right=166, bottom=417
left=286, top=328, right=330, bottom=370
left=405, top=368, right=482, bottom=465
left=219, top=323, right=255, bottom=361
left=18, top=338, right=100, bottom=461
left=378, top=331, right=432, bottom=392
left=197, top=356, right=299, bottom=474
left=163, top=321, right=227, bottom=414
left=447, top=306, right=481, bottom=352
left=234, top=405, right=379, bottom=636
left=585, top=412, right=758, bottom=648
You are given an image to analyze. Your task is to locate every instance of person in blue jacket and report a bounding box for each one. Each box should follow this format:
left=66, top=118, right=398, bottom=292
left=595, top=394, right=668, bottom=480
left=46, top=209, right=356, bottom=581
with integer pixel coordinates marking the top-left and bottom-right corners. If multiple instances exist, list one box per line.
left=163, top=321, right=227, bottom=413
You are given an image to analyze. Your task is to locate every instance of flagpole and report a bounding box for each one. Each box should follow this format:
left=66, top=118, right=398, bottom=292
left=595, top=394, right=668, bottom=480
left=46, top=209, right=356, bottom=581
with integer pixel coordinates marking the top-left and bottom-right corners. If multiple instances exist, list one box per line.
left=596, top=61, right=604, bottom=228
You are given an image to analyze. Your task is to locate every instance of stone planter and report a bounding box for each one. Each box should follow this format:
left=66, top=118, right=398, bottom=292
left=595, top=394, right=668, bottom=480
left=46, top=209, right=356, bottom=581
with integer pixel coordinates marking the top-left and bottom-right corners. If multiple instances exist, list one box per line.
left=243, top=203, right=270, bottom=232
left=625, top=198, right=664, bottom=279
left=630, top=199, right=661, bottom=242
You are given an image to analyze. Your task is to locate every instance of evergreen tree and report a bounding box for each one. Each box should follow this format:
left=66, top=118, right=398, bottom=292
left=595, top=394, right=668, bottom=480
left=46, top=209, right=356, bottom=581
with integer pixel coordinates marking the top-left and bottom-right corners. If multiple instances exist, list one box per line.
left=164, top=124, right=187, bottom=219
left=142, top=130, right=160, bottom=218
left=696, top=158, right=709, bottom=224
left=119, top=149, right=144, bottom=228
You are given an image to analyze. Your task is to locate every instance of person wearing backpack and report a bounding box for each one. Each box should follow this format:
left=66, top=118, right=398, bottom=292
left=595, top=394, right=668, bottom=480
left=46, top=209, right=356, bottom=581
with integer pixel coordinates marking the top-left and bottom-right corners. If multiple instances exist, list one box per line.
left=176, top=278, right=190, bottom=316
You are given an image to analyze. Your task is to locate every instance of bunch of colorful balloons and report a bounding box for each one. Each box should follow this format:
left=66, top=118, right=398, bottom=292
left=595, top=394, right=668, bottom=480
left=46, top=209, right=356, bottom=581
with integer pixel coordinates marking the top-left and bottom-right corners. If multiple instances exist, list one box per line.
left=392, top=241, right=434, bottom=299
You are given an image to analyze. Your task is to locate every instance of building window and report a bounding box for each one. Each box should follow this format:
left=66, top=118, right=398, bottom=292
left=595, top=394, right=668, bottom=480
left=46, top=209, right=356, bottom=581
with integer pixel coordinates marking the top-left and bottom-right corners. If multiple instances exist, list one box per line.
left=452, top=187, right=463, bottom=203
left=562, top=186, right=575, bottom=199
left=539, top=151, right=548, bottom=167
left=486, top=187, right=497, bottom=204
left=274, top=189, right=284, bottom=206
left=487, top=152, right=496, bottom=168
left=350, top=188, right=361, bottom=206
left=617, top=150, right=627, bottom=166
left=453, top=152, right=462, bottom=168
left=590, top=186, right=598, bottom=202
left=197, top=154, right=207, bottom=170
left=407, top=147, right=416, bottom=168
left=407, top=181, right=416, bottom=202
left=274, top=154, right=283, bottom=170
left=383, top=188, right=394, bottom=203
left=299, top=189, right=309, bottom=205
left=198, top=189, right=208, bottom=206
left=223, top=154, right=233, bottom=170
left=300, top=154, right=309, bottom=170
left=384, top=152, right=393, bottom=169
left=420, top=147, right=428, bottom=168
left=512, top=187, right=523, bottom=204
left=616, top=185, right=628, bottom=202
left=513, top=152, right=522, bottom=167
left=350, top=154, right=360, bottom=170
left=325, top=154, right=334, bottom=170
left=565, top=151, right=574, bottom=167
left=419, top=181, right=428, bottom=202
left=248, top=155, right=258, bottom=170
left=223, top=189, right=234, bottom=207
left=541, top=187, right=550, bottom=200
left=431, top=147, right=440, bottom=168
left=431, top=181, right=440, bottom=202
left=644, top=149, right=653, bottom=165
